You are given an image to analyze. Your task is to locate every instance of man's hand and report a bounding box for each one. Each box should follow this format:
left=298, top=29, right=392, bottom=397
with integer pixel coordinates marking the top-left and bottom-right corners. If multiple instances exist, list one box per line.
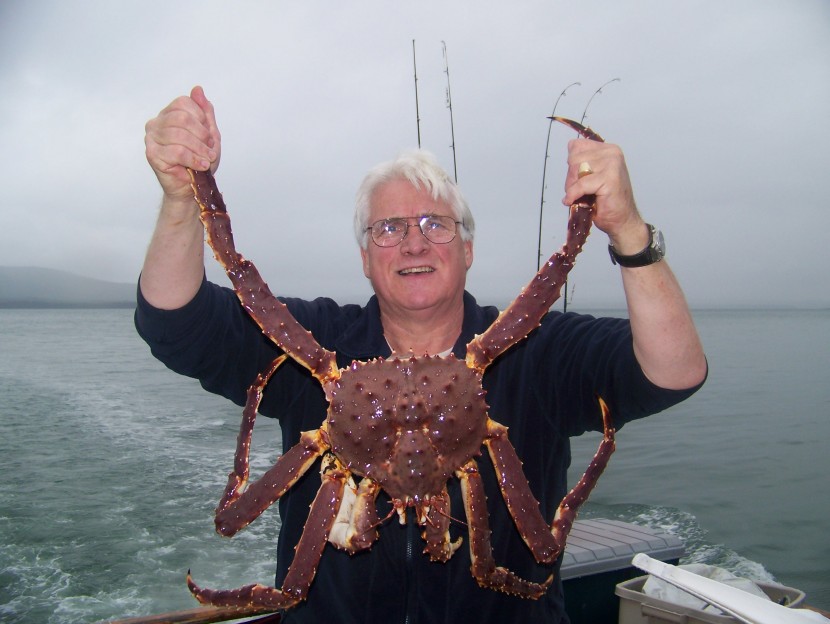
left=139, top=86, right=221, bottom=310
left=562, top=138, right=650, bottom=255
left=144, top=85, right=221, bottom=203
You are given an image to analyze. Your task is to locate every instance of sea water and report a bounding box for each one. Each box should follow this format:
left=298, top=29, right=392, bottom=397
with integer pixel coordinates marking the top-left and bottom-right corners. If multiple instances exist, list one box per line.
left=0, top=307, right=827, bottom=622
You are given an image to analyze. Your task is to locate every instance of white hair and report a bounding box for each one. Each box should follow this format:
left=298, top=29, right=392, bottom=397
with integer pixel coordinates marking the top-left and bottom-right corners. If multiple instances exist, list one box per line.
left=353, top=149, right=475, bottom=249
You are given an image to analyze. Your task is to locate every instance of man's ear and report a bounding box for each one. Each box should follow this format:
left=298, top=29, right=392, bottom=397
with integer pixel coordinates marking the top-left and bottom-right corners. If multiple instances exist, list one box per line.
left=361, top=247, right=371, bottom=279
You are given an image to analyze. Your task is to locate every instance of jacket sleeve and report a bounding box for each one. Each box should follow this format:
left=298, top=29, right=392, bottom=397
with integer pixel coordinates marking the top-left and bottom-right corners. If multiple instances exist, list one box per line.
left=531, top=312, right=705, bottom=436
left=134, top=276, right=281, bottom=407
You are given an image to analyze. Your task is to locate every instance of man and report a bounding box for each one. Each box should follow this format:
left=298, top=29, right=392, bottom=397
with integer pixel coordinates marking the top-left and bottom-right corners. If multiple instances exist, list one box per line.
left=137, top=86, right=706, bottom=623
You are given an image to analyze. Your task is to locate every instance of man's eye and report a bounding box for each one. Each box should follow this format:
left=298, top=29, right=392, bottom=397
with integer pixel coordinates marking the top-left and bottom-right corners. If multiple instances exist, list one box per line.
left=380, top=220, right=403, bottom=235
left=424, top=217, right=449, bottom=231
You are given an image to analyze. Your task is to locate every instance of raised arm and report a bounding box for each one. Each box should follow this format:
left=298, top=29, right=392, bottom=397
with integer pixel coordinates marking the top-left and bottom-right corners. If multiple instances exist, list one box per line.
left=140, top=86, right=221, bottom=309
left=562, top=138, right=707, bottom=390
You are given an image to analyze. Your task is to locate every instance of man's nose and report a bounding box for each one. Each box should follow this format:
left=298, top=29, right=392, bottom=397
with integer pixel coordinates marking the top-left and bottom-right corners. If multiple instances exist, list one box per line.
left=399, top=222, right=430, bottom=253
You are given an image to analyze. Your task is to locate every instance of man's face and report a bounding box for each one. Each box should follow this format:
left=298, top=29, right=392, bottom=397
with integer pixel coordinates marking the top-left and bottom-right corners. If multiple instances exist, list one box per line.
left=360, top=177, right=473, bottom=316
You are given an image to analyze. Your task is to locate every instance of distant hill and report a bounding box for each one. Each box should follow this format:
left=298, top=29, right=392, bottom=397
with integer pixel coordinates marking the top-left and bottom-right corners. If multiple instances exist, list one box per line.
left=0, top=267, right=135, bottom=308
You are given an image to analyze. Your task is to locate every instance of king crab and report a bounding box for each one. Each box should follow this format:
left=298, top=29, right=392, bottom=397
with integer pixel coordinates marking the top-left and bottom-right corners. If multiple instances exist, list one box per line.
left=185, top=118, right=615, bottom=611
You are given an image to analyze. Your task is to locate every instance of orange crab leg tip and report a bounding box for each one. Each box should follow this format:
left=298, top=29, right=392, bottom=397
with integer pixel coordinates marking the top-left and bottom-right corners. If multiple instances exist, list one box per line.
left=548, top=116, right=605, bottom=143
left=186, top=570, right=203, bottom=599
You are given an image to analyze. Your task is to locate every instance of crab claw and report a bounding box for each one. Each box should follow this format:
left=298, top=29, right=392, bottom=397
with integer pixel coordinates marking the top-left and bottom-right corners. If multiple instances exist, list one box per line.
left=549, top=116, right=605, bottom=142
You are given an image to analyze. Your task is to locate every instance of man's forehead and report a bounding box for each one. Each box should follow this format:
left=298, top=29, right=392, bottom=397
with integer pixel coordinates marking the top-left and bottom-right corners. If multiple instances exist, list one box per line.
left=370, top=178, right=447, bottom=216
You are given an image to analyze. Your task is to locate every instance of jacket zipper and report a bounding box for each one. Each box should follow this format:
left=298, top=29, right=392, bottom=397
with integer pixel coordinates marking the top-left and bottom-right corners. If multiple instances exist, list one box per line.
left=404, top=516, right=416, bottom=624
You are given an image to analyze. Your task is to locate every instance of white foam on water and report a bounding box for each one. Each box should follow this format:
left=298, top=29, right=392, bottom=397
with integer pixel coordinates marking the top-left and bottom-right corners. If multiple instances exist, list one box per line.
left=590, top=503, right=777, bottom=584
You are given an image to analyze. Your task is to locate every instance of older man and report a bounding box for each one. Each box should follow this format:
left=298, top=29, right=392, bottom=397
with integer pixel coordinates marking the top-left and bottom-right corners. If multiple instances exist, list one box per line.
left=137, top=86, right=706, bottom=624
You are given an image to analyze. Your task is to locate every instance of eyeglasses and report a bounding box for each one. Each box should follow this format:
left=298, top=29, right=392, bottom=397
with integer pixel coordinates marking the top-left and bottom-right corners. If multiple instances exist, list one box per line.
left=367, top=215, right=462, bottom=247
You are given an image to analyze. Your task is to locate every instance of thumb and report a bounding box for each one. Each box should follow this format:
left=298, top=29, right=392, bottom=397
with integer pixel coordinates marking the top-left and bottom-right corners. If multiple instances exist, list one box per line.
left=190, top=85, right=207, bottom=105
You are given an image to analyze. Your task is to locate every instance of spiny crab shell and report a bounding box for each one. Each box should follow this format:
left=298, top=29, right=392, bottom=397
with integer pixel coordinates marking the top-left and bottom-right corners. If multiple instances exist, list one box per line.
left=326, top=355, right=487, bottom=505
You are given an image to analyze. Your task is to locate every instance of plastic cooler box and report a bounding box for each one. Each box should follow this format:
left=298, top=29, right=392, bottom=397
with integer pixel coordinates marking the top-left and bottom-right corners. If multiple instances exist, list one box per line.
left=615, top=574, right=806, bottom=624
left=560, top=519, right=685, bottom=624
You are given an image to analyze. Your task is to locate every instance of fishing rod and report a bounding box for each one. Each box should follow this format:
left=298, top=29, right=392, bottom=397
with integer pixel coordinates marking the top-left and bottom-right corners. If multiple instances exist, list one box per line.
left=560, top=78, right=620, bottom=313
left=441, top=41, right=458, bottom=183
left=580, top=77, right=620, bottom=126
left=537, top=82, right=581, bottom=274
left=412, top=40, right=421, bottom=148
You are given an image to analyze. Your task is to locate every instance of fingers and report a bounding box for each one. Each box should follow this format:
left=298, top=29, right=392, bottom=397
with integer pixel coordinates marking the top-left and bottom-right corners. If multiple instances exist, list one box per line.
left=561, top=140, right=615, bottom=200
left=145, top=112, right=211, bottom=171
left=146, top=93, right=217, bottom=168
left=190, top=85, right=222, bottom=154
left=145, top=86, right=221, bottom=198
left=561, top=138, right=640, bottom=236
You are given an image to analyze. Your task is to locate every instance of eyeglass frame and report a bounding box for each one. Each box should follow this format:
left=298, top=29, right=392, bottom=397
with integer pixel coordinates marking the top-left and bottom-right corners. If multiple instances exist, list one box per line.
left=365, top=214, right=464, bottom=248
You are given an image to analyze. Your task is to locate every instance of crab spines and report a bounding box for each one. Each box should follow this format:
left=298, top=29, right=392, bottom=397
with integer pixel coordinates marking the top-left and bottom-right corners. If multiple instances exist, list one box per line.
left=214, top=428, right=329, bottom=537
left=550, top=396, right=615, bottom=550
left=189, top=452, right=349, bottom=611
left=465, top=202, right=595, bottom=373
left=328, top=476, right=382, bottom=553
left=187, top=168, right=339, bottom=384
left=465, top=121, right=605, bottom=373
left=549, top=116, right=606, bottom=142
left=421, top=487, right=463, bottom=562
left=484, top=420, right=560, bottom=564
left=187, top=574, right=289, bottom=611
left=217, top=355, right=288, bottom=520
left=457, top=460, right=553, bottom=598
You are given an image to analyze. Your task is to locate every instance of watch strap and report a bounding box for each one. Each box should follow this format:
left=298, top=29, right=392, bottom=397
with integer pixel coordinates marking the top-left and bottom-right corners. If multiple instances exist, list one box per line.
left=608, top=224, right=664, bottom=267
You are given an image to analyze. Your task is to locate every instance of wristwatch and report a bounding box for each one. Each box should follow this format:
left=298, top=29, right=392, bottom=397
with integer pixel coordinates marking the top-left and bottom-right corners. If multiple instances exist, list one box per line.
left=608, top=224, right=665, bottom=267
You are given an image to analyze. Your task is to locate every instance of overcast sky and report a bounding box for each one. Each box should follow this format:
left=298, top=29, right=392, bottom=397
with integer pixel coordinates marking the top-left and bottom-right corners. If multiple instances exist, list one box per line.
left=1, top=1, right=828, bottom=308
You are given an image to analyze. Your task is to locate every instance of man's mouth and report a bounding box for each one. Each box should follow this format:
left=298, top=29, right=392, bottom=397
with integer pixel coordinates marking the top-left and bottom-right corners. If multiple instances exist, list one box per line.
left=398, top=266, right=435, bottom=276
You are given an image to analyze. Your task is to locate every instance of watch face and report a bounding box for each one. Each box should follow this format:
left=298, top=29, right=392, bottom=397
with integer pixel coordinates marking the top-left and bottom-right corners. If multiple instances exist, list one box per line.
left=653, top=229, right=666, bottom=255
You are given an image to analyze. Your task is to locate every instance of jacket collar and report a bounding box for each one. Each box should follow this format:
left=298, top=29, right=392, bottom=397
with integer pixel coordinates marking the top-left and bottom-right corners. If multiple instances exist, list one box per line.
left=455, top=291, right=500, bottom=358
left=335, top=291, right=499, bottom=362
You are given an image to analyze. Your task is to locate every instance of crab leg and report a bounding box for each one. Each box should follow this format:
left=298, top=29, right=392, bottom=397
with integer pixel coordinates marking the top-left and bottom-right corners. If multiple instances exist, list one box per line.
left=215, top=355, right=286, bottom=520
left=550, top=397, right=615, bottom=548
left=483, top=420, right=558, bottom=563
left=422, top=486, right=463, bottom=562
left=329, top=476, right=383, bottom=553
left=456, top=460, right=553, bottom=598
left=188, top=168, right=339, bottom=384
left=189, top=453, right=350, bottom=610
left=548, top=116, right=605, bottom=142
left=466, top=119, right=604, bottom=373
left=484, top=398, right=615, bottom=565
left=211, top=354, right=330, bottom=537
left=215, top=427, right=330, bottom=537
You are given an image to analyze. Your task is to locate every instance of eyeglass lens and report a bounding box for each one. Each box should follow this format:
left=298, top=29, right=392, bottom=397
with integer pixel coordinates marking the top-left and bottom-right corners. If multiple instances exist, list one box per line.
left=369, top=216, right=458, bottom=247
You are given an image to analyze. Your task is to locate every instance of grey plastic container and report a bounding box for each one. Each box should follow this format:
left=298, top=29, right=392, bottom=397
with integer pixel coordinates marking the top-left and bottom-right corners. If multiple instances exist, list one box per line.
left=561, top=518, right=685, bottom=580
left=616, top=574, right=806, bottom=624
left=561, top=519, right=685, bottom=624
